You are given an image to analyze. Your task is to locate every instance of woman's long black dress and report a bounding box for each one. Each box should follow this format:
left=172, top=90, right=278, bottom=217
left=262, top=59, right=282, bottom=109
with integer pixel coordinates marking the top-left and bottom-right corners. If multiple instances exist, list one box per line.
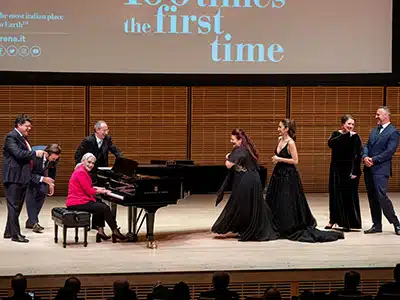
left=212, top=146, right=279, bottom=241
left=328, top=131, right=362, bottom=229
left=266, top=143, right=344, bottom=242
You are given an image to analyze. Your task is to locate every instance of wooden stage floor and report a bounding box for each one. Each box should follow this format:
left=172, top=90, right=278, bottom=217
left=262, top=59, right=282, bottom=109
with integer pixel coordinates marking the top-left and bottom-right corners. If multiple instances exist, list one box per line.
left=0, top=193, right=399, bottom=277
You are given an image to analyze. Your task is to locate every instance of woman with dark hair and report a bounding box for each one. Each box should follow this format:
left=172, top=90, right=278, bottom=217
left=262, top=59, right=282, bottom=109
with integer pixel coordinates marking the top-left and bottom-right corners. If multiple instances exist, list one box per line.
left=212, top=129, right=279, bottom=241
left=266, top=119, right=344, bottom=242
left=326, top=114, right=362, bottom=231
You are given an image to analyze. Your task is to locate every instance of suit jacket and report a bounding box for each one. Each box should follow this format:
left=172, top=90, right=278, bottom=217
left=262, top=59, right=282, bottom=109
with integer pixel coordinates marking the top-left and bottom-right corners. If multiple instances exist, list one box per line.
left=74, top=134, right=122, bottom=168
left=362, top=123, right=400, bottom=176
left=30, top=145, right=58, bottom=191
left=2, top=129, right=36, bottom=185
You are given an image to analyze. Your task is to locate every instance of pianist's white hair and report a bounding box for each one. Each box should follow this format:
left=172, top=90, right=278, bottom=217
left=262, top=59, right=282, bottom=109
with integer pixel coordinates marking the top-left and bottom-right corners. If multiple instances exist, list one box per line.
left=75, top=152, right=96, bottom=169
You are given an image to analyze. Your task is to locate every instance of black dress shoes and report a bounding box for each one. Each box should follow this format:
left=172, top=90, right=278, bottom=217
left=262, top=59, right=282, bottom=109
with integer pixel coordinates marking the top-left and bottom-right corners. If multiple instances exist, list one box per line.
left=4, top=233, right=26, bottom=239
left=364, top=227, right=382, bottom=234
left=26, top=222, right=44, bottom=230
left=32, top=224, right=43, bottom=233
left=11, top=234, right=29, bottom=243
left=394, top=224, right=400, bottom=235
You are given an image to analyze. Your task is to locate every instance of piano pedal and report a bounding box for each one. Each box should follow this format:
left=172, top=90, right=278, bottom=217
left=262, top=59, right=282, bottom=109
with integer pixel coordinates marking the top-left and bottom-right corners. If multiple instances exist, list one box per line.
left=147, top=241, right=158, bottom=249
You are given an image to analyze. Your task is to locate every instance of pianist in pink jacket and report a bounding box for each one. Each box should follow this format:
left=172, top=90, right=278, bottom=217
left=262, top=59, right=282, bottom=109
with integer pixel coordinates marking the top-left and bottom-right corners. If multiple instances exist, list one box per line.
left=66, top=152, right=126, bottom=243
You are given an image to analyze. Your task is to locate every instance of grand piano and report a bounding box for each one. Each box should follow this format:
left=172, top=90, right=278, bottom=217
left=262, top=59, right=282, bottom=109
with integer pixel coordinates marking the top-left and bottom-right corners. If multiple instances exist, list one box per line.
left=95, top=157, right=184, bottom=248
left=95, top=156, right=268, bottom=248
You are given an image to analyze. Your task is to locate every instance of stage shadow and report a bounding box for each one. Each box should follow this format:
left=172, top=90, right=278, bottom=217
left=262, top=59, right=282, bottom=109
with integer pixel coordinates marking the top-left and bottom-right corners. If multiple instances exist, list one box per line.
left=133, top=228, right=212, bottom=245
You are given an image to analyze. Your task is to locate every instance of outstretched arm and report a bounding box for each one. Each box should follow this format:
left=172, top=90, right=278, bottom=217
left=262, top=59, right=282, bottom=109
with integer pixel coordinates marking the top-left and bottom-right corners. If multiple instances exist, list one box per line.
left=328, top=131, right=349, bottom=148
left=107, top=136, right=122, bottom=158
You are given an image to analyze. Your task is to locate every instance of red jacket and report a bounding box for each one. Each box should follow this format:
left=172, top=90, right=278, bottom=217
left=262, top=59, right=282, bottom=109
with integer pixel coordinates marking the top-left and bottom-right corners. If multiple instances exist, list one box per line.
left=66, top=165, right=97, bottom=207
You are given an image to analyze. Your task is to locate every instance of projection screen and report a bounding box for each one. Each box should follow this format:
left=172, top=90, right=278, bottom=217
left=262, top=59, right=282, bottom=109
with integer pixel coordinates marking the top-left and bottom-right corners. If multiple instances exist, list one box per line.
left=0, top=0, right=393, bottom=74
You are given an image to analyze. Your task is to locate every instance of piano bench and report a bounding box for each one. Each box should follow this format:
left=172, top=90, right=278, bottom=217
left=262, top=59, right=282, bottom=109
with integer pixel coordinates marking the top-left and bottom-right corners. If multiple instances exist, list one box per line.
left=51, top=207, right=91, bottom=248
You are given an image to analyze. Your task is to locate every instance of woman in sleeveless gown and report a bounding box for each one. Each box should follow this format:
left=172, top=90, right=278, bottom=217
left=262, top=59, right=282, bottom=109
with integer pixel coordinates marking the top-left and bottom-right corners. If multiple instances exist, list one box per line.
left=212, top=129, right=279, bottom=242
left=266, top=119, right=344, bottom=243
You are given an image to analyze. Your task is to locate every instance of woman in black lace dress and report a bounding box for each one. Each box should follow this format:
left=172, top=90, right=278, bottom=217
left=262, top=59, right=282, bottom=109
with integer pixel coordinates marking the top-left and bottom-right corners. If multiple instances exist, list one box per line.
left=212, top=129, right=279, bottom=242
left=325, top=114, right=362, bottom=231
left=266, top=119, right=344, bottom=243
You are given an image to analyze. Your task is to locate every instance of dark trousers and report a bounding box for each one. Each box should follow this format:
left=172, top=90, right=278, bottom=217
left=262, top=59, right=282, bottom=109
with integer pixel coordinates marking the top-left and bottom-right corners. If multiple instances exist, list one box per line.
left=26, top=183, right=47, bottom=225
left=364, top=169, right=399, bottom=228
left=4, top=183, right=28, bottom=237
left=68, top=200, right=117, bottom=230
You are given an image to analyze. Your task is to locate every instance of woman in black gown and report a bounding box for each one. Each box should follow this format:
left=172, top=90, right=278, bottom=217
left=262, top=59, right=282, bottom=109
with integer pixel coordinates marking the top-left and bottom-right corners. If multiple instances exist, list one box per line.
left=266, top=119, right=344, bottom=243
left=212, top=129, right=279, bottom=242
left=325, top=114, right=362, bottom=231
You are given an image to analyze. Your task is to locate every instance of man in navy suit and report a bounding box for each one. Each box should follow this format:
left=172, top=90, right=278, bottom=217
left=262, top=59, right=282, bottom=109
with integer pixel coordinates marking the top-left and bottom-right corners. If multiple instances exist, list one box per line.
left=363, top=106, right=400, bottom=235
left=25, top=144, right=61, bottom=233
left=2, top=114, right=47, bottom=243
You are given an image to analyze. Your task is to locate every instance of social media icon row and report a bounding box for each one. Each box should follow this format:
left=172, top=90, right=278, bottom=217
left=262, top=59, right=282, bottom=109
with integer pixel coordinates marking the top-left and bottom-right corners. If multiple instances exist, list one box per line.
left=0, top=45, right=41, bottom=57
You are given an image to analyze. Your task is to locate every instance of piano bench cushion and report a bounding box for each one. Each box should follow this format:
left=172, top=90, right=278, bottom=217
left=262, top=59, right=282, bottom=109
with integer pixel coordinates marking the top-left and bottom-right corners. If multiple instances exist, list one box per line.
left=51, top=207, right=91, bottom=227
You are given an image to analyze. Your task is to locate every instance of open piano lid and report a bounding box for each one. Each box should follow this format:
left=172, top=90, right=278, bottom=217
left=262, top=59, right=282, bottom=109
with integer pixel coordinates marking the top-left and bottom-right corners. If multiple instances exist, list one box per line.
left=111, top=157, right=139, bottom=177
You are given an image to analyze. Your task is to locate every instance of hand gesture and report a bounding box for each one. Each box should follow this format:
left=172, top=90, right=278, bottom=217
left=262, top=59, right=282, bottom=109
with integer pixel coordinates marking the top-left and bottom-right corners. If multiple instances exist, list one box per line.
left=43, top=177, right=55, bottom=185
left=225, top=153, right=230, bottom=159
left=363, top=157, right=373, bottom=167
left=47, top=184, right=55, bottom=196
left=35, top=150, right=45, bottom=157
left=271, top=155, right=280, bottom=164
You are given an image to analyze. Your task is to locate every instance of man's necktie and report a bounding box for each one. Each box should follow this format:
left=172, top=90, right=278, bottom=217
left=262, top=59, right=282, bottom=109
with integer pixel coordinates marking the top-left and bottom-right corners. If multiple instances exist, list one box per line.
left=378, top=125, right=383, bottom=134
left=24, top=138, right=33, bottom=170
left=44, top=160, right=50, bottom=177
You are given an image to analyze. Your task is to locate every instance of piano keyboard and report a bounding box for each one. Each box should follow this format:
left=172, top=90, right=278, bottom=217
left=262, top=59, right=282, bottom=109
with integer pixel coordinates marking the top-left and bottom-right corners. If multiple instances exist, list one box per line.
left=107, top=192, right=124, bottom=200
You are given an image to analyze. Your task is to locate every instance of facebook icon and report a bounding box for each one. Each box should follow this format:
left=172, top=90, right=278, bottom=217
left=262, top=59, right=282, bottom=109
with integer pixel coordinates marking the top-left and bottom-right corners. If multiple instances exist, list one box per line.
left=0, top=45, right=5, bottom=56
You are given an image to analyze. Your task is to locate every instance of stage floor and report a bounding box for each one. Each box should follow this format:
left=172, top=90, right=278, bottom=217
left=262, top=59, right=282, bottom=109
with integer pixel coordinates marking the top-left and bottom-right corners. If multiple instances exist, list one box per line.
left=0, top=193, right=399, bottom=276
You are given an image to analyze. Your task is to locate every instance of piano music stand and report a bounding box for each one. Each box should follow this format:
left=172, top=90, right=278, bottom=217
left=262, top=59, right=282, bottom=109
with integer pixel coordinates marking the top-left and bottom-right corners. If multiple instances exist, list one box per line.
left=112, top=157, right=139, bottom=176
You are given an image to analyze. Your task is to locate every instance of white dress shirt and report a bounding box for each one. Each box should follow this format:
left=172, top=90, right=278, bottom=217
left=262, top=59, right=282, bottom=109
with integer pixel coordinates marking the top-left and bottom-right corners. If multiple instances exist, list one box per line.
left=379, top=122, right=390, bottom=134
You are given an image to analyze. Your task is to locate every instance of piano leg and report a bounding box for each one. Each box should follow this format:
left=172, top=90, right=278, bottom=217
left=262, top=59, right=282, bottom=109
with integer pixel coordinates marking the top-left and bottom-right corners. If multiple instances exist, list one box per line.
left=126, top=207, right=138, bottom=242
left=111, top=202, right=117, bottom=218
left=132, top=207, right=137, bottom=240
left=128, top=207, right=133, bottom=233
left=146, top=211, right=157, bottom=249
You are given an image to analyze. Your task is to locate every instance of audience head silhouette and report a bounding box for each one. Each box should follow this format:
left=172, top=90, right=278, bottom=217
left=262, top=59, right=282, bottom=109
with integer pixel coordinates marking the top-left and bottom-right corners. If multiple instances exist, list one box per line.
left=212, top=272, right=230, bottom=290
left=170, top=281, right=190, bottom=300
left=65, top=277, right=81, bottom=295
left=394, top=263, right=400, bottom=282
left=263, top=287, right=281, bottom=300
left=344, top=271, right=361, bottom=289
left=11, top=273, right=27, bottom=295
left=113, top=280, right=137, bottom=299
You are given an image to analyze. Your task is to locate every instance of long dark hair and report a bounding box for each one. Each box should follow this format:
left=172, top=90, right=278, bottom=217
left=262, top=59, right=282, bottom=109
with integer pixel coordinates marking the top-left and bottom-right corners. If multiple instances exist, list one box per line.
left=231, top=128, right=259, bottom=161
left=281, top=119, right=296, bottom=141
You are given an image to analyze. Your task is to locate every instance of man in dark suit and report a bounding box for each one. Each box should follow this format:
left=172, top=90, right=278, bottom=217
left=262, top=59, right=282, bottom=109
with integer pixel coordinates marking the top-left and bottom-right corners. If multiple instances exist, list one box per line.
left=2, top=114, right=47, bottom=243
left=25, top=144, right=62, bottom=233
left=363, top=106, right=400, bottom=235
left=74, top=120, right=122, bottom=169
